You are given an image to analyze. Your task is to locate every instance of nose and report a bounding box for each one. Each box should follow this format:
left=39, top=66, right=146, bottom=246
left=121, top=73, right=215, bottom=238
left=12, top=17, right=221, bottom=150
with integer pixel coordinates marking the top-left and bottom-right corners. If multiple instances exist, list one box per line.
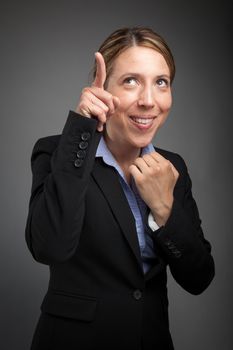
left=137, top=86, right=155, bottom=108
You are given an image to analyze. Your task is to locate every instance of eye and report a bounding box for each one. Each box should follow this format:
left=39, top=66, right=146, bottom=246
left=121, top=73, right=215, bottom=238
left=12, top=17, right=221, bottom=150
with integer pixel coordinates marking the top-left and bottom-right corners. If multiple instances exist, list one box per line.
left=123, top=77, right=138, bottom=86
left=156, top=78, right=169, bottom=88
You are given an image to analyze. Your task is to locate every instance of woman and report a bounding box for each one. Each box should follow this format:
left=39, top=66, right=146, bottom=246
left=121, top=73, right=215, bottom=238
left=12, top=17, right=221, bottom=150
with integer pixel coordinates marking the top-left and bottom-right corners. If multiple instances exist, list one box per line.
left=25, top=27, right=215, bottom=350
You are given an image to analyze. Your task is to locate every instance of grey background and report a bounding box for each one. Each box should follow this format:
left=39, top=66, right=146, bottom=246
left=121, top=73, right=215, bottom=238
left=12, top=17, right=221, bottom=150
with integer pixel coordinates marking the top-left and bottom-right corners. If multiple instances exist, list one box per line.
left=1, top=0, right=232, bottom=349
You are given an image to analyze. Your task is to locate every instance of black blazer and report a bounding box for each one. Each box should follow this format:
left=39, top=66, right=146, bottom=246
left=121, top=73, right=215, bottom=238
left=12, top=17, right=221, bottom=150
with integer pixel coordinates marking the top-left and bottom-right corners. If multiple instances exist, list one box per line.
left=25, top=111, right=215, bottom=350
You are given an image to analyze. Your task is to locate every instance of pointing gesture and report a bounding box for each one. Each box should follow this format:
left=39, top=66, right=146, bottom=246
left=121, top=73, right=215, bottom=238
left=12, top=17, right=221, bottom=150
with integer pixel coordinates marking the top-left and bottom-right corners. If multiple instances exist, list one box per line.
left=76, top=52, right=120, bottom=131
left=92, top=52, right=106, bottom=89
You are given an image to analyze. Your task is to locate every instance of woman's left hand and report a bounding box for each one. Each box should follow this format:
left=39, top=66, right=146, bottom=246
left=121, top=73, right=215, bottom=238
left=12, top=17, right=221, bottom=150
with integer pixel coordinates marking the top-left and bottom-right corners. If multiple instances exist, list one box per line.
left=129, top=152, right=179, bottom=227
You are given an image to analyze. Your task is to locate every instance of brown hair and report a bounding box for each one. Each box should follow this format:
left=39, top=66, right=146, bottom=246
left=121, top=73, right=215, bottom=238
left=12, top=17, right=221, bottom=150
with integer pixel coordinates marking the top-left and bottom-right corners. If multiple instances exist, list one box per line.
left=92, top=26, right=175, bottom=88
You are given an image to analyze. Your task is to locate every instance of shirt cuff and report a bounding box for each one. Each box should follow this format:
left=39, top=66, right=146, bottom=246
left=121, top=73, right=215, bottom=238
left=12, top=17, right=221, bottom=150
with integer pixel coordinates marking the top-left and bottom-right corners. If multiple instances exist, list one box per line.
left=148, top=212, right=160, bottom=232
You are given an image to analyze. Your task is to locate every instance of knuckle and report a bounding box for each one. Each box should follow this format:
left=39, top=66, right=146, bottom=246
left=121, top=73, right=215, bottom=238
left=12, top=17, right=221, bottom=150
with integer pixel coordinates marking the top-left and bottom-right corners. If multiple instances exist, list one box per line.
left=136, top=159, right=142, bottom=167
left=136, top=176, right=143, bottom=186
left=142, top=154, right=149, bottom=161
left=150, top=151, right=156, bottom=158
left=163, top=160, right=171, bottom=171
left=82, top=87, right=90, bottom=95
left=129, top=165, right=133, bottom=172
left=147, top=167, right=154, bottom=175
left=103, top=104, right=109, bottom=113
left=105, top=93, right=114, bottom=104
left=78, top=101, right=86, bottom=111
left=100, top=110, right=107, bottom=121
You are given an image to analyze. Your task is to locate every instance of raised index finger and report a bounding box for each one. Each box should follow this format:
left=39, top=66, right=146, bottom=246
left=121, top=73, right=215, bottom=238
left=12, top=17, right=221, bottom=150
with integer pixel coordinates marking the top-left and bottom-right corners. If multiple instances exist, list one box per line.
left=92, top=52, right=106, bottom=89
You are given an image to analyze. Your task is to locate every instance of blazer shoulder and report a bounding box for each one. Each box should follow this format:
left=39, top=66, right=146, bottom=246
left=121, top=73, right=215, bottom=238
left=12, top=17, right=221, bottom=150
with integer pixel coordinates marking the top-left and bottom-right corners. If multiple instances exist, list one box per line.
left=31, top=134, right=61, bottom=160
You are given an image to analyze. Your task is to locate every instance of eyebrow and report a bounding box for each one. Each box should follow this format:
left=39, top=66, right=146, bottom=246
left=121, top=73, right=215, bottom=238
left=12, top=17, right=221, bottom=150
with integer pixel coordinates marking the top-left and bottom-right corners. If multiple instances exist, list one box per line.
left=157, top=74, right=171, bottom=80
left=119, top=73, right=171, bottom=80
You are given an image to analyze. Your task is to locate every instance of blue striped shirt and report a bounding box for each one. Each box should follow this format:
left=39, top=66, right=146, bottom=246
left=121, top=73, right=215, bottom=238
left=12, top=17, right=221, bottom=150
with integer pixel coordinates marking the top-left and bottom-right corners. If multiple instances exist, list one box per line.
left=96, top=137, right=156, bottom=273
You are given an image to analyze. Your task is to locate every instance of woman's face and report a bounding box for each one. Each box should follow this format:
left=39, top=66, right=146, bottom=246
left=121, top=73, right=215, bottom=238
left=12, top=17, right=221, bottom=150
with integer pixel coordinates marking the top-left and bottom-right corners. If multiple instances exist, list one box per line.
left=105, top=46, right=172, bottom=150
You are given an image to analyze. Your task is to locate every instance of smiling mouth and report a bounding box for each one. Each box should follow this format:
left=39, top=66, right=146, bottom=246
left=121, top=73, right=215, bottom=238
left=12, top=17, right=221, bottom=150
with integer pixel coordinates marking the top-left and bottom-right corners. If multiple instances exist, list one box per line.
left=129, top=116, right=156, bottom=125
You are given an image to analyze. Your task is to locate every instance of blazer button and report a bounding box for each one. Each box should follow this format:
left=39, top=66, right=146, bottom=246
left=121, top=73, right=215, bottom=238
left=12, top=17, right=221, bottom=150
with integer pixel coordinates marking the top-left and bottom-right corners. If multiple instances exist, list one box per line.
left=74, top=159, right=83, bottom=168
left=79, top=141, right=88, bottom=150
left=77, top=150, right=86, bottom=159
left=133, top=289, right=142, bottom=300
left=173, top=250, right=182, bottom=258
left=81, top=132, right=91, bottom=141
left=164, top=239, right=173, bottom=247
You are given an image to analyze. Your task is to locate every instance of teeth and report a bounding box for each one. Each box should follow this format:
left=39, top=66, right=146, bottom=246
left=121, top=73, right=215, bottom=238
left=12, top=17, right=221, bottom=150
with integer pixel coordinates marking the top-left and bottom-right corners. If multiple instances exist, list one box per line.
left=131, top=117, right=154, bottom=125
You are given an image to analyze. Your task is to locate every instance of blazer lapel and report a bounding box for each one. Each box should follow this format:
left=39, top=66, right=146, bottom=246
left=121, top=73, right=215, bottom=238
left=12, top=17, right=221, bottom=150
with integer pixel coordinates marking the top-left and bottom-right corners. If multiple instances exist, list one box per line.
left=92, top=158, right=142, bottom=268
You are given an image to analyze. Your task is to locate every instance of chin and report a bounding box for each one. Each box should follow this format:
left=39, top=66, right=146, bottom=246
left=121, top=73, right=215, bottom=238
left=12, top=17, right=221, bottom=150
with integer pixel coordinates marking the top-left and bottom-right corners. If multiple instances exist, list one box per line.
left=131, top=136, right=154, bottom=149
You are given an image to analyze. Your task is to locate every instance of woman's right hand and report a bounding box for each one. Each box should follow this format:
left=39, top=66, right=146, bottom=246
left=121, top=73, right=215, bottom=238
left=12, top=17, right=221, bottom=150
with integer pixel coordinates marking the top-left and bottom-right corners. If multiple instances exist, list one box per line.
left=75, top=52, right=120, bottom=132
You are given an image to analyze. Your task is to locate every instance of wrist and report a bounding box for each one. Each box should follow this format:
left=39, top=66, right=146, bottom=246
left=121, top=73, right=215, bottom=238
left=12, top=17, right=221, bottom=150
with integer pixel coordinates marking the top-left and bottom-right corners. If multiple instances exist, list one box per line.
left=151, top=197, right=174, bottom=227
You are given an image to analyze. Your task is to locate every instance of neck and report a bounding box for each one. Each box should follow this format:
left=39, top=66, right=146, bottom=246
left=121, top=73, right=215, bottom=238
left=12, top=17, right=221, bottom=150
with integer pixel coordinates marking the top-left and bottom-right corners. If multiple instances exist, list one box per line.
left=104, top=134, right=141, bottom=182
left=104, top=134, right=140, bottom=164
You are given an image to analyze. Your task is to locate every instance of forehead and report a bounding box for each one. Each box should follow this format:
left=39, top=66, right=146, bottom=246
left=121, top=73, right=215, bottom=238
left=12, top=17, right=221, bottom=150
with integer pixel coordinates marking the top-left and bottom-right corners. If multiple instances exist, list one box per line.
left=111, top=46, right=170, bottom=77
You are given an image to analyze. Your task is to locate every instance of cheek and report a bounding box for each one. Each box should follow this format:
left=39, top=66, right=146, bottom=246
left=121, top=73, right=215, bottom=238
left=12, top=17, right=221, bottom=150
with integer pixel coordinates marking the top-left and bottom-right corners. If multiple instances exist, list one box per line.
left=160, top=94, right=172, bottom=112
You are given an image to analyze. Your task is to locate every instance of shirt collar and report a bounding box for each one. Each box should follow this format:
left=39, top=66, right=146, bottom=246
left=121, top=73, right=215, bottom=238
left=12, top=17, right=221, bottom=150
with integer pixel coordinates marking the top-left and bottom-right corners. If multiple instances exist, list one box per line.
left=96, top=136, right=155, bottom=179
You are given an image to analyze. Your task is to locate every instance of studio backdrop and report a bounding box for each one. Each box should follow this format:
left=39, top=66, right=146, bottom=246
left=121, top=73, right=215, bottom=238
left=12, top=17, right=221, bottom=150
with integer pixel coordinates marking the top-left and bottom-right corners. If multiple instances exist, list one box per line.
left=0, top=0, right=232, bottom=349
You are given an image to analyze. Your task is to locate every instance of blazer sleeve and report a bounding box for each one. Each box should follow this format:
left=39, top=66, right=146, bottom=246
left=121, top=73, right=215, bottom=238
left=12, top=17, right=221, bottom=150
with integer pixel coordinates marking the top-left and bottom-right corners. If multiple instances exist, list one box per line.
left=149, top=153, right=215, bottom=295
left=25, top=111, right=101, bottom=265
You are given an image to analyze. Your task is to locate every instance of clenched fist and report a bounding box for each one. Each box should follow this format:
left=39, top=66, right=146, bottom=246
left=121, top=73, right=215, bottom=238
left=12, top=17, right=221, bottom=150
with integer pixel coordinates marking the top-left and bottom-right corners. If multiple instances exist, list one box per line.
left=129, top=152, right=179, bottom=226
left=76, top=52, right=120, bottom=131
